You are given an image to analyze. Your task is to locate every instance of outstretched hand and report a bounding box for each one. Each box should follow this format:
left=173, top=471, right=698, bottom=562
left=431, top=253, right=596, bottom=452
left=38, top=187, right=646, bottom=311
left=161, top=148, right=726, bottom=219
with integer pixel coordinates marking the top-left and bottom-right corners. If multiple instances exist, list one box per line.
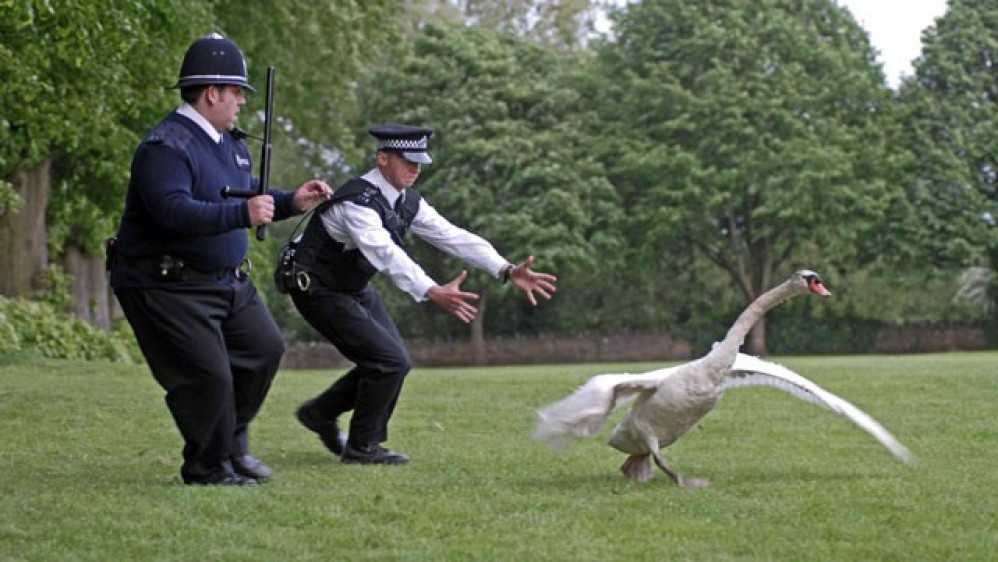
left=425, top=270, right=481, bottom=323
left=293, top=179, right=333, bottom=212
left=508, top=255, right=557, bottom=306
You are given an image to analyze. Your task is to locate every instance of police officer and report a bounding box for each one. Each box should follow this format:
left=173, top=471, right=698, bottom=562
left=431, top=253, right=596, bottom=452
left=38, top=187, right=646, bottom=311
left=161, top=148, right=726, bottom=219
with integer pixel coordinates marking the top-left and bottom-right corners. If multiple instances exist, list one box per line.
left=291, top=124, right=558, bottom=465
left=109, top=33, right=332, bottom=486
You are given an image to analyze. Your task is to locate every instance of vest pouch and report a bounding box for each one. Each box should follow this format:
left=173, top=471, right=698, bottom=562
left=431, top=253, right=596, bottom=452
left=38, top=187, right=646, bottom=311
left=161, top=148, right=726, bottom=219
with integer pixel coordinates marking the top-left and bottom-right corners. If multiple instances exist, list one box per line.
left=274, top=234, right=311, bottom=293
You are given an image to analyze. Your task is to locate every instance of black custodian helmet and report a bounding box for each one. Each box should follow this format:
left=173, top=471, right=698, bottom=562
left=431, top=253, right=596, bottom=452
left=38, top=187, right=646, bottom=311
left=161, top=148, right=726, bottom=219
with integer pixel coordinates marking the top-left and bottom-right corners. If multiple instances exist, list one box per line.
left=170, top=33, right=256, bottom=92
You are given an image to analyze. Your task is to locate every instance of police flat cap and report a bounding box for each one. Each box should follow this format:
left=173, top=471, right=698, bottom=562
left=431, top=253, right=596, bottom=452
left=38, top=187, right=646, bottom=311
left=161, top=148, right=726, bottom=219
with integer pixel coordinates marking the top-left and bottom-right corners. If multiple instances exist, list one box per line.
left=369, top=124, right=434, bottom=164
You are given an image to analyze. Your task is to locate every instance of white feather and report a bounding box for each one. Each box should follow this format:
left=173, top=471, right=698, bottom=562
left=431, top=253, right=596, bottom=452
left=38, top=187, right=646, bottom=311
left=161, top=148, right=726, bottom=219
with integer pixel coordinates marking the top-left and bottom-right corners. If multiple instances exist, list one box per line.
left=534, top=367, right=676, bottom=451
left=725, top=354, right=916, bottom=464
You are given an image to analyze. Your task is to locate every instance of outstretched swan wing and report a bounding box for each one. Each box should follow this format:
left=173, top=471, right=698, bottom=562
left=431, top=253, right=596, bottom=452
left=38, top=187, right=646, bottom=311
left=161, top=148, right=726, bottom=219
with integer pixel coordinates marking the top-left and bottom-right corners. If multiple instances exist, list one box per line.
left=533, top=366, right=679, bottom=452
left=724, top=353, right=915, bottom=464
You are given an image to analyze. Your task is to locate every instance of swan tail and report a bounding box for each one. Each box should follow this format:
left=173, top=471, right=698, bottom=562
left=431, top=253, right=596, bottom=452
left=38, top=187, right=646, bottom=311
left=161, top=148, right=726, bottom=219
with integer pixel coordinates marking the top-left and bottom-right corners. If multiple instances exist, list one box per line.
left=533, top=373, right=642, bottom=452
left=725, top=354, right=916, bottom=465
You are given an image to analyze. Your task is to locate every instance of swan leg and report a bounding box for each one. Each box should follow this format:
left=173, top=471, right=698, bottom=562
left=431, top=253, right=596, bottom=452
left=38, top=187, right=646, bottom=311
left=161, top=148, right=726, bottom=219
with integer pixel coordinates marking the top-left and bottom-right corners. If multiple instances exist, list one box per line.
left=650, top=450, right=710, bottom=488
left=620, top=454, right=653, bottom=482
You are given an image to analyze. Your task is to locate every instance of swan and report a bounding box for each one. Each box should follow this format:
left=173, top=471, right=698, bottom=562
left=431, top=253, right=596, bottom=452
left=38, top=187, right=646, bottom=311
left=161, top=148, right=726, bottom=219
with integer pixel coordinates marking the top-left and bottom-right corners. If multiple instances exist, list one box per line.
left=533, top=269, right=915, bottom=487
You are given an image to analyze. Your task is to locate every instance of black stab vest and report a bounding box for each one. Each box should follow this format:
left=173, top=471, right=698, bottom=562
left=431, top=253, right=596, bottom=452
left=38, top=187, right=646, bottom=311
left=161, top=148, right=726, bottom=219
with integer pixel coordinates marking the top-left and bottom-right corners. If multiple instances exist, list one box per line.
left=294, top=178, right=422, bottom=293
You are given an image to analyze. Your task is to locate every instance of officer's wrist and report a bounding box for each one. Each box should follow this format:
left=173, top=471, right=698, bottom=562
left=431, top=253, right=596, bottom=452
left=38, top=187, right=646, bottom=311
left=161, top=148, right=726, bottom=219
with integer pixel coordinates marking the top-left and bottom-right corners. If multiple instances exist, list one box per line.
left=500, top=263, right=514, bottom=284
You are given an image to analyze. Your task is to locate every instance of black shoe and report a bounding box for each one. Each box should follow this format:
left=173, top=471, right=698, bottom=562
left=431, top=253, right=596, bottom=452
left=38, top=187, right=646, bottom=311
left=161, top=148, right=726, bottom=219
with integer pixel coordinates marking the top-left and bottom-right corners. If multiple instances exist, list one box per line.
left=182, top=470, right=258, bottom=487
left=296, top=402, right=346, bottom=456
left=231, top=455, right=273, bottom=482
left=341, top=443, right=409, bottom=465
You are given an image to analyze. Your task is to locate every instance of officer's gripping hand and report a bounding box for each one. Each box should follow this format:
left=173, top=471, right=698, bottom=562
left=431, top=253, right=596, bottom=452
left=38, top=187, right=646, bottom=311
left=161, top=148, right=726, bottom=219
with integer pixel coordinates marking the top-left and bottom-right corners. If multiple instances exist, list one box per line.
left=247, top=195, right=275, bottom=226
left=293, top=179, right=333, bottom=212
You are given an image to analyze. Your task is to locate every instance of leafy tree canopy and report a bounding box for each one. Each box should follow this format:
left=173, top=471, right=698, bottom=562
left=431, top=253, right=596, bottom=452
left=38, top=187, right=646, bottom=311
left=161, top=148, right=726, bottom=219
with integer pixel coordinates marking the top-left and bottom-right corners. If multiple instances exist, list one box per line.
left=213, top=1, right=403, bottom=180
left=2, top=1, right=213, bottom=253
left=895, top=0, right=998, bottom=272
left=580, top=0, right=909, bottom=353
left=593, top=0, right=904, bottom=300
left=400, top=0, right=602, bottom=50
left=350, top=23, right=623, bottom=336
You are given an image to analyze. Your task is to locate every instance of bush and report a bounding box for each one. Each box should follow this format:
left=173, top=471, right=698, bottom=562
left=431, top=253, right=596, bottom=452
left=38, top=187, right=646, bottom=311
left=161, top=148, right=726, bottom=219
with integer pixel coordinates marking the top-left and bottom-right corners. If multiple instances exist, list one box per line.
left=0, top=296, right=140, bottom=363
left=768, top=312, right=881, bottom=355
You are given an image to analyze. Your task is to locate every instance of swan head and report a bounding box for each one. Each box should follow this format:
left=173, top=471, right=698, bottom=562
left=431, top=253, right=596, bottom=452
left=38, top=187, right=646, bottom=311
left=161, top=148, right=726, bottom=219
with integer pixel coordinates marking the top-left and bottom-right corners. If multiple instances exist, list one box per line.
left=792, top=269, right=831, bottom=298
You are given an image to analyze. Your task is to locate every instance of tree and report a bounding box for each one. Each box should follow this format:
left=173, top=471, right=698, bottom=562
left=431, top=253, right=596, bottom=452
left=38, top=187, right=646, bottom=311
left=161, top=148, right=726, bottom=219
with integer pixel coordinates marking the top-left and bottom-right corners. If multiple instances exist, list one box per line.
left=352, top=23, right=622, bottom=361
left=400, top=0, right=602, bottom=50
left=894, top=0, right=998, bottom=313
left=1, top=1, right=212, bottom=327
left=589, top=0, right=905, bottom=354
left=213, top=1, right=403, bottom=181
left=0, top=1, right=404, bottom=329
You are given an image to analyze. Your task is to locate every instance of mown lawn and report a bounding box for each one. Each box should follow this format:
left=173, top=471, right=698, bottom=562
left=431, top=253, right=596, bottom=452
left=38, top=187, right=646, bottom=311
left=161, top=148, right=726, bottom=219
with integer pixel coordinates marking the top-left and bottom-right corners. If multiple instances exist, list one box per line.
left=1, top=352, right=995, bottom=561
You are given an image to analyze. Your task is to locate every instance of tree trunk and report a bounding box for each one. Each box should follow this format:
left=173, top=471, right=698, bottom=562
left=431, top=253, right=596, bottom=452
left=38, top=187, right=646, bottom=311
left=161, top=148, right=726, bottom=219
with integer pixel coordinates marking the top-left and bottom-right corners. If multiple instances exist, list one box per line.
left=62, top=245, right=114, bottom=331
left=470, top=297, right=487, bottom=365
left=746, top=320, right=768, bottom=356
left=0, top=160, right=51, bottom=297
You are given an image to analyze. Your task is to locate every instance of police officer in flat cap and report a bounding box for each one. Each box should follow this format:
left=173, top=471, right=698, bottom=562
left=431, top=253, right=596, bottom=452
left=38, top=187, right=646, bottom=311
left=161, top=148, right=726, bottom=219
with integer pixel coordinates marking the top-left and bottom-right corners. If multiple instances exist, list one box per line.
left=290, top=124, right=558, bottom=465
left=109, top=33, right=332, bottom=486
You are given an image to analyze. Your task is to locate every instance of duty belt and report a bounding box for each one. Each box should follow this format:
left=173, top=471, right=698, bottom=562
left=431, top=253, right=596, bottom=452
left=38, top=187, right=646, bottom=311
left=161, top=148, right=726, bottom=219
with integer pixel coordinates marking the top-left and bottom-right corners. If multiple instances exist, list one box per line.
left=134, top=255, right=252, bottom=282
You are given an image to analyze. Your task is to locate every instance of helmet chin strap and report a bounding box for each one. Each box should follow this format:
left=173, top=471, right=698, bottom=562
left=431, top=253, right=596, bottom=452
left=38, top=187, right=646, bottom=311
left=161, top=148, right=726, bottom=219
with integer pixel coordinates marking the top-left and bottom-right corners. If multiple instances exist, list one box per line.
left=230, top=127, right=263, bottom=141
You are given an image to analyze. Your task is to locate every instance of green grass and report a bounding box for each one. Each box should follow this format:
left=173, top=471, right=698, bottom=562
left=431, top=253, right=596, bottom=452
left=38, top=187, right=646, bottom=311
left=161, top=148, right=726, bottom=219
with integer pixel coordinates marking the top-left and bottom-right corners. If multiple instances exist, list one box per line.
left=1, top=353, right=996, bottom=561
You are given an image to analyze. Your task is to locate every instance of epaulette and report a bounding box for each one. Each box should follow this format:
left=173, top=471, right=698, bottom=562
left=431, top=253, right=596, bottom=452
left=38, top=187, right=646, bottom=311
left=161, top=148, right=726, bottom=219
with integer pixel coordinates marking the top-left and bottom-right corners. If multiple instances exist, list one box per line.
left=357, top=185, right=380, bottom=205
left=145, top=133, right=164, bottom=145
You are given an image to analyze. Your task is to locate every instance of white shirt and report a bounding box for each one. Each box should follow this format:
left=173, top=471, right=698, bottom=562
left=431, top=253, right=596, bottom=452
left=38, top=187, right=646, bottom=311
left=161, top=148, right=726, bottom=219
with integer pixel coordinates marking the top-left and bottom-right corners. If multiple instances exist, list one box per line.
left=320, top=168, right=510, bottom=301
left=176, top=103, right=222, bottom=143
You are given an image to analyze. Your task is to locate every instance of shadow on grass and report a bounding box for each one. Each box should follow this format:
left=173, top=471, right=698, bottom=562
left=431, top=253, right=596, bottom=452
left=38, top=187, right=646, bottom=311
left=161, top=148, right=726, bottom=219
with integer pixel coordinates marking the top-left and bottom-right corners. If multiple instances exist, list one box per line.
left=258, top=448, right=342, bottom=469
left=513, top=463, right=904, bottom=493
left=720, top=464, right=908, bottom=484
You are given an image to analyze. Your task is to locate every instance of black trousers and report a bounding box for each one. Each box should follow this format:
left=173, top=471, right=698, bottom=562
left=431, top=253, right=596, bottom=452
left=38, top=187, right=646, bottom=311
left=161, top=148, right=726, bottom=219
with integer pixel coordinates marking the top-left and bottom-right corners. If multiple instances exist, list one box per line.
left=115, top=276, right=284, bottom=478
left=291, top=284, right=411, bottom=447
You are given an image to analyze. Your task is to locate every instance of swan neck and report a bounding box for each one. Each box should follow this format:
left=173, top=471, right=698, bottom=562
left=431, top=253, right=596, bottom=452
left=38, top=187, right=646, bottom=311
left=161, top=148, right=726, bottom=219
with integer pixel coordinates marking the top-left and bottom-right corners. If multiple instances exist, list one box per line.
left=711, top=280, right=796, bottom=359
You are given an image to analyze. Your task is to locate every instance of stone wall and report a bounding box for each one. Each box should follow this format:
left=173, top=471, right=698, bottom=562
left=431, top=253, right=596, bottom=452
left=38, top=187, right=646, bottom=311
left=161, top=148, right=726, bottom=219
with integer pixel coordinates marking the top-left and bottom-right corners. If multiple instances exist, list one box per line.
left=281, top=332, right=693, bottom=370
left=280, top=324, right=990, bottom=370
left=872, top=324, right=987, bottom=354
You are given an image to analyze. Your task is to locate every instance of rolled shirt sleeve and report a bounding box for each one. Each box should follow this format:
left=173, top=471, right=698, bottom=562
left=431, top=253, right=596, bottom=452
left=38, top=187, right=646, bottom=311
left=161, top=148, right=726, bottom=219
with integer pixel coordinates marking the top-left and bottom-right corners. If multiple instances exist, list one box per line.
left=320, top=197, right=510, bottom=302
left=409, top=199, right=509, bottom=278
left=322, top=202, right=438, bottom=301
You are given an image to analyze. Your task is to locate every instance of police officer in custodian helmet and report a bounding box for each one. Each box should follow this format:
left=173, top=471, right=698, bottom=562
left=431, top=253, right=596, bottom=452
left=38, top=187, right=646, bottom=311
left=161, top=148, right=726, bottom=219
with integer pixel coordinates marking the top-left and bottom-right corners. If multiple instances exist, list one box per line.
left=109, top=34, right=332, bottom=486
left=290, top=125, right=558, bottom=465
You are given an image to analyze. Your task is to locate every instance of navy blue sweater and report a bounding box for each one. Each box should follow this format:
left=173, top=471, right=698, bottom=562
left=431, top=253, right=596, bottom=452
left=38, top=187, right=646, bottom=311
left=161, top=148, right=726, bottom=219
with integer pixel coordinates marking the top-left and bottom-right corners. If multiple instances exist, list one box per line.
left=111, top=111, right=295, bottom=288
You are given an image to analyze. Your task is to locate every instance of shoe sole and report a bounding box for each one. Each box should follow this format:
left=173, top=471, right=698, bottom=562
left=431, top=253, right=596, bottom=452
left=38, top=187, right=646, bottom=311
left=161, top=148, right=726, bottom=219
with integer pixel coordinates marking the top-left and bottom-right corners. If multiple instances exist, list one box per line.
left=233, top=470, right=272, bottom=482
left=341, top=458, right=409, bottom=465
left=183, top=477, right=258, bottom=486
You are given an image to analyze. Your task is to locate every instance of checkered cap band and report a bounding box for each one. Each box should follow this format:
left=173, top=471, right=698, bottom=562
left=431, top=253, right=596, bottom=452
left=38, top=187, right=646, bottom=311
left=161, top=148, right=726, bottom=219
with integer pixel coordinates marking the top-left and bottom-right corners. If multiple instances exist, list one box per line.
left=378, top=136, right=429, bottom=151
